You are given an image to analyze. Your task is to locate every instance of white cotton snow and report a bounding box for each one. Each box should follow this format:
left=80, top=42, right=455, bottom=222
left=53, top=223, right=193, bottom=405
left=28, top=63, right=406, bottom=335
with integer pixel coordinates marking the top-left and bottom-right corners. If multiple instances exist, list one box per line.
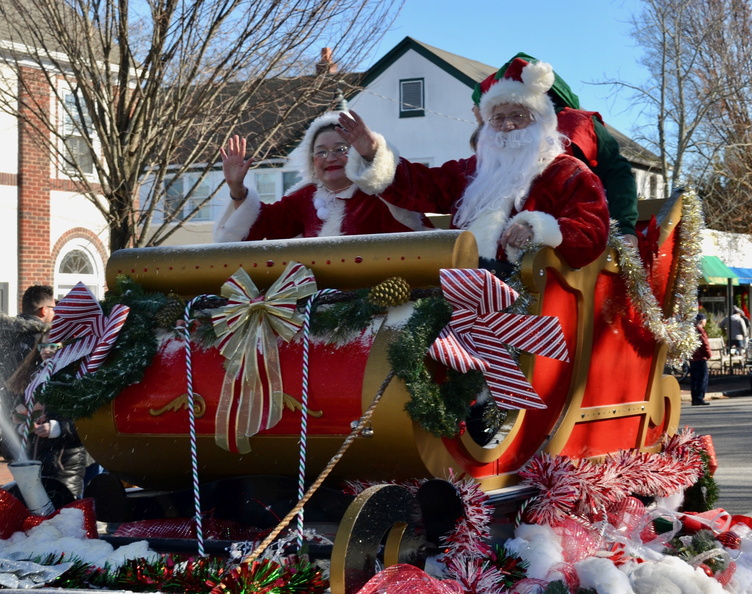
left=626, top=555, right=725, bottom=594
left=0, top=508, right=157, bottom=569
left=575, top=556, right=634, bottom=594
left=505, top=523, right=564, bottom=579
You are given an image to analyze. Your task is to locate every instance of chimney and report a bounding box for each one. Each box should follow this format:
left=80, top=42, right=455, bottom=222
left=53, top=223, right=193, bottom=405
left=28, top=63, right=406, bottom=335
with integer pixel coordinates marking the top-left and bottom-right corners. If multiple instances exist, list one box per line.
left=316, top=47, right=338, bottom=75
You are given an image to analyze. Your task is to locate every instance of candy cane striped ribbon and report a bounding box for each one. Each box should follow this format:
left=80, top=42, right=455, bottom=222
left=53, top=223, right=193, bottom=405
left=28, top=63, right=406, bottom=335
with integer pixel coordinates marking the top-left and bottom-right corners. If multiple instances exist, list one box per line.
left=429, top=268, right=568, bottom=410
left=25, top=283, right=129, bottom=397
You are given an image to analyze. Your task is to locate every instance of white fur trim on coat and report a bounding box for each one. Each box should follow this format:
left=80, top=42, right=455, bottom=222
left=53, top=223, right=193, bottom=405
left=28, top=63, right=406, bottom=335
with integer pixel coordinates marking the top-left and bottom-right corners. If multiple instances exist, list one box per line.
left=344, top=133, right=400, bottom=195
left=503, top=210, right=562, bottom=263
left=212, top=187, right=262, bottom=243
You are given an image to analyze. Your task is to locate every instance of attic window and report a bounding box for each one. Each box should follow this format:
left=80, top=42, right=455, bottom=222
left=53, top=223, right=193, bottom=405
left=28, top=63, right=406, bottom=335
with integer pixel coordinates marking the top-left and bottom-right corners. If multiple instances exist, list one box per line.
left=400, top=78, right=424, bottom=118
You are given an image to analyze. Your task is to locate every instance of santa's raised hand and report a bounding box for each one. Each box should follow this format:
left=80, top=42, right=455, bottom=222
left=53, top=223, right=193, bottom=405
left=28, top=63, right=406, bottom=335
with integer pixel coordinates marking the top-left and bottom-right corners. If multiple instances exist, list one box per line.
left=337, top=110, right=378, bottom=162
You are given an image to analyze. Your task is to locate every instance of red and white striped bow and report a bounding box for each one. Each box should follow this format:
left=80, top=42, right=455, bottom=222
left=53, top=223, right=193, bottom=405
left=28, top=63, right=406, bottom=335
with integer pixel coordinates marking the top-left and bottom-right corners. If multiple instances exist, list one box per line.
left=212, top=263, right=317, bottom=453
left=25, top=283, right=130, bottom=398
left=429, top=268, right=568, bottom=410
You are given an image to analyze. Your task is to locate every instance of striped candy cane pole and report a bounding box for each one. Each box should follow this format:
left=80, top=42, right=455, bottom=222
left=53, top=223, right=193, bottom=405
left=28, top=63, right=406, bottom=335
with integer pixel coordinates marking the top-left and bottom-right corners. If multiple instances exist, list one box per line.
left=183, top=297, right=205, bottom=557
left=295, top=289, right=339, bottom=550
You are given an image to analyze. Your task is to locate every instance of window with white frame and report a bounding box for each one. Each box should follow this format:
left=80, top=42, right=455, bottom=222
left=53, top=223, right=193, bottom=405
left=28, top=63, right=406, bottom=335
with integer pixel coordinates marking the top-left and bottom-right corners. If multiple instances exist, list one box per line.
left=253, top=171, right=277, bottom=203
left=164, top=173, right=214, bottom=221
left=54, top=239, right=104, bottom=300
left=400, top=78, right=424, bottom=118
left=61, top=91, right=94, bottom=175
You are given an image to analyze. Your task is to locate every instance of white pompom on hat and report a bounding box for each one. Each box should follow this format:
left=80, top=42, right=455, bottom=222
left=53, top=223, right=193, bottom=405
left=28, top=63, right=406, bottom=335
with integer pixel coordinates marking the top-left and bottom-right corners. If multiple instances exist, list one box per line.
left=479, top=58, right=557, bottom=128
left=288, top=111, right=350, bottom=185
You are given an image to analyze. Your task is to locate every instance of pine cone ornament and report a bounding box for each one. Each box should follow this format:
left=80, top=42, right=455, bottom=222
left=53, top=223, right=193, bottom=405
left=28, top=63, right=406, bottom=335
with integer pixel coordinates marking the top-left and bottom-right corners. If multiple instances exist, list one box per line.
left=367, top=277, right=411, bottom=308
left=156, top=293, right=186, bottom=329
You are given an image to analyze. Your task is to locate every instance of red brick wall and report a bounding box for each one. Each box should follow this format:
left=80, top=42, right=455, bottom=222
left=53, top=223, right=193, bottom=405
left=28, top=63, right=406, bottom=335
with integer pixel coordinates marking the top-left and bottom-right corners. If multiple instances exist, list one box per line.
left=17, top=66, right=53, bottom=303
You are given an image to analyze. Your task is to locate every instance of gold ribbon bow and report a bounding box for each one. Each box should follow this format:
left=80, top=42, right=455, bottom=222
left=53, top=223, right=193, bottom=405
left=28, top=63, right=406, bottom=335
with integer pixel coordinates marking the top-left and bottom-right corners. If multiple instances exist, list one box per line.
left=212, top=263, right=316, bottom=453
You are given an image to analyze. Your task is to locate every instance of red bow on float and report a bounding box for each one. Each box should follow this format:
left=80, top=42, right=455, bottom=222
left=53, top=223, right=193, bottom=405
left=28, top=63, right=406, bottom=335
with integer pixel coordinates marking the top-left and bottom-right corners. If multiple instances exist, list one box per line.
left=24, top=283, right=129, bottom=398
left=429, top=268, right=568, bottom=409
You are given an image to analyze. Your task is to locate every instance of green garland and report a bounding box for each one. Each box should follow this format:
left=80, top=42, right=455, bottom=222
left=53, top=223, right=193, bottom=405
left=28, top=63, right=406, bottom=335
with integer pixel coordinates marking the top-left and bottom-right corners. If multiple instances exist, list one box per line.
left=38, top=276, right=168, bottom=419
left=33, top=552, right=327, bottom=592
left=682, top=449, right=720, bottom=512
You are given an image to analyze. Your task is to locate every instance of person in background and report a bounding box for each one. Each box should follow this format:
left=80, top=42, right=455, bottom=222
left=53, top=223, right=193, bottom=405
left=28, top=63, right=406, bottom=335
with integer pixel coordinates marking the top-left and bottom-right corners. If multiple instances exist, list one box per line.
left=338, top=58, right=610, bottom=273
left=0, top=285, right=55, bottom=459
left=719, top=306, right=749, bottom=353
left=472, top=52, right=639, bottom=248
left=213, top=111, right=431, bottom=243
left=689, top=313, right=712, bottom=406
left=5, top=335, right=92, bottom=498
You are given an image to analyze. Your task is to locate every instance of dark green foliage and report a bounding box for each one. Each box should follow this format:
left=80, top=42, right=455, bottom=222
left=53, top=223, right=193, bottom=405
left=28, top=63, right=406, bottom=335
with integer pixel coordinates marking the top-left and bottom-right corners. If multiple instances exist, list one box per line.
left=309, top=288, right=386, bottom=341
left=682, top=449, right=720, bottom=512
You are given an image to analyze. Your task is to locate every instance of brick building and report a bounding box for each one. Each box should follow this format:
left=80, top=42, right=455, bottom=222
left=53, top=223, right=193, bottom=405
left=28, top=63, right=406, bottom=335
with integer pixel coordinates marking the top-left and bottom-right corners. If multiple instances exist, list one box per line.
left=0, top=63, right=109, bottom=314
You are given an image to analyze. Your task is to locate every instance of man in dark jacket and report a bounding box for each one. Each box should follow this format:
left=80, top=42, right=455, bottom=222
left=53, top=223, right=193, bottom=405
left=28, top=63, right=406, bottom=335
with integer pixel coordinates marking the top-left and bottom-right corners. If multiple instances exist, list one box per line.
left=689, top=313, right=712, bottom=406
left=0, top=285, right=55, bottom=457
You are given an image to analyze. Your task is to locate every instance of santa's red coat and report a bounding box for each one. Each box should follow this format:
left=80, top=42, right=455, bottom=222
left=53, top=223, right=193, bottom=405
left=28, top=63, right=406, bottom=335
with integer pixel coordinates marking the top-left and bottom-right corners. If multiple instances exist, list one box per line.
left=378, top=153, right=609, bottom=269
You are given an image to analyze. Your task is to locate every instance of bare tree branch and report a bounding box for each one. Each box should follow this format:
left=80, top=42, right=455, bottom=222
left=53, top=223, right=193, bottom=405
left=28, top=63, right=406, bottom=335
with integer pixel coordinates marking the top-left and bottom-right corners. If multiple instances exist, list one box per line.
left=0, top=0, right=401, bottom=250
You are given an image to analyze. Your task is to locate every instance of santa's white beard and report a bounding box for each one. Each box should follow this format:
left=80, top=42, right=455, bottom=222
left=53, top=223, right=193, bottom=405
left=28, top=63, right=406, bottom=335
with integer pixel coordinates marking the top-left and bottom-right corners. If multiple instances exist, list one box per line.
left=453, top=122, right=564, bottom=258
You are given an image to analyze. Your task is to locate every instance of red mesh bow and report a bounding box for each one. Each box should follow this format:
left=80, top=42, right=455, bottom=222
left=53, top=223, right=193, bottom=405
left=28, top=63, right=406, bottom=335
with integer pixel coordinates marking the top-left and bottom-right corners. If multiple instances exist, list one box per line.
left=429, top=269, right=568, bottom=409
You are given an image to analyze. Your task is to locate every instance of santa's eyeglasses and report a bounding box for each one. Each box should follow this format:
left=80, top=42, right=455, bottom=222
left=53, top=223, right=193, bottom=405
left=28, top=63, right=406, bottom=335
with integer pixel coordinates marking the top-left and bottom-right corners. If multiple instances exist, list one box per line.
left=488, top=113, right=533, bottom=127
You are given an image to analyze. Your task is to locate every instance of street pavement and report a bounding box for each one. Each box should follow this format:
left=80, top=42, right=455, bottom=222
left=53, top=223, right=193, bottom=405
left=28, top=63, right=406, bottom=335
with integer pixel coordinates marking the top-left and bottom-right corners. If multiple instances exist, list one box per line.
left=680, top=372, right=752, bottom=516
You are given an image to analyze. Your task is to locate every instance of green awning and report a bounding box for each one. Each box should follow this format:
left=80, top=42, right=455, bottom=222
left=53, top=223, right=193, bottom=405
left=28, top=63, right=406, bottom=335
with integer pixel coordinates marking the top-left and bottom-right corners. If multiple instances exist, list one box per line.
left=702, top=255, right=739, bottom=285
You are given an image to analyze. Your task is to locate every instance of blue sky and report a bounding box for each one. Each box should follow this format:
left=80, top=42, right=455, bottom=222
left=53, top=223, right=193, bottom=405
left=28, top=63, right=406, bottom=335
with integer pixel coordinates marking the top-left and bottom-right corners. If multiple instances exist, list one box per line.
left=364, top=0, right=650, bottom=136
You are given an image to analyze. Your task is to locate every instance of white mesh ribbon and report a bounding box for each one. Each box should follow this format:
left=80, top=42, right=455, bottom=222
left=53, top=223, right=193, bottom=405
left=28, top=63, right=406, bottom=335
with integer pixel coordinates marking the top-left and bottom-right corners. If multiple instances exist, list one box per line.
left=212, top=263, right=316, bottom=453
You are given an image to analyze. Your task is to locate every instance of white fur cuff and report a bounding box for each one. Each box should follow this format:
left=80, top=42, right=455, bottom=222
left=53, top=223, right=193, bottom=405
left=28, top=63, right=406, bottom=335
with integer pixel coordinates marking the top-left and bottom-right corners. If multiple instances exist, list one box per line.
left=504, top=210, right=562, bottom=263
left=345, top=132, right=400, bottom=195
left=212, top=187, right=262, bottom=243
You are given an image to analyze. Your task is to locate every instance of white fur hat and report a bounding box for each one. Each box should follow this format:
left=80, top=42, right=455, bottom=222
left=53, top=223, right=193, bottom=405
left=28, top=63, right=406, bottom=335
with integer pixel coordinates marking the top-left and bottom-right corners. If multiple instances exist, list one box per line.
left=288, top=111, right=349, bottom=184
left=479, top=58, right=556, bottom=127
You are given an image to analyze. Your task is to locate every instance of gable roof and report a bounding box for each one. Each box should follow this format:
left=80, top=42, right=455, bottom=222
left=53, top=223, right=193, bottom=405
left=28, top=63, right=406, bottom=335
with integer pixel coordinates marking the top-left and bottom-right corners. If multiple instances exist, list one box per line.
left=605, top=124, right=662, bottom=169
left=361, top=36, right=497, bottom=89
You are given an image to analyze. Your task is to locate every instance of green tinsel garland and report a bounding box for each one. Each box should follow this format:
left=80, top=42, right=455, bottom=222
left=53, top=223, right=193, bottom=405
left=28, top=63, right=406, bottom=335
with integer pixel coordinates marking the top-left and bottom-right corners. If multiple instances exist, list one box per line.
left=665, top=528, right=731, bottom=576
left=34, top=552, right=327, bottom=592
left=311, top=292, right=490, bottom=437
left=309, top=288, right=386, bottom=341
left=38, top=276, right=168, bottom=419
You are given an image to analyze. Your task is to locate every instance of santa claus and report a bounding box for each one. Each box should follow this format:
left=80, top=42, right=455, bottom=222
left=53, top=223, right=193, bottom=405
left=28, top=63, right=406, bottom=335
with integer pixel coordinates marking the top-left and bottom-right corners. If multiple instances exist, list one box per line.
left=213, top=111, right=430, bottom=242
left=338, top=58, right=611, bottom=270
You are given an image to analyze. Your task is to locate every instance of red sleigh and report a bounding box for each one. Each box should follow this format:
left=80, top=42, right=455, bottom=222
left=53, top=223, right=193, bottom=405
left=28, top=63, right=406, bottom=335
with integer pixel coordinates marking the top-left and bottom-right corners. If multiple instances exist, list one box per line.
left=77, top=191, right=689, bottom=494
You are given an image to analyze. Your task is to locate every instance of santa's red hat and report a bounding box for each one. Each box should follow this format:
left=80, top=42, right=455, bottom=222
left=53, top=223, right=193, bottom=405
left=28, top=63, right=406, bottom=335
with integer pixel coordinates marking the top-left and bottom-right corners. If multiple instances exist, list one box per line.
left=478, top=58, right=556, bottom=127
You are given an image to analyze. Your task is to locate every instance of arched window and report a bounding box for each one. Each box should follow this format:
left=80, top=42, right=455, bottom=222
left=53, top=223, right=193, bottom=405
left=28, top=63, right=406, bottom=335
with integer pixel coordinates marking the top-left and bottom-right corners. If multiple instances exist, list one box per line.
left=59, top=249, right=95, bottom=275
left=54, top=239, right=105, bottom=300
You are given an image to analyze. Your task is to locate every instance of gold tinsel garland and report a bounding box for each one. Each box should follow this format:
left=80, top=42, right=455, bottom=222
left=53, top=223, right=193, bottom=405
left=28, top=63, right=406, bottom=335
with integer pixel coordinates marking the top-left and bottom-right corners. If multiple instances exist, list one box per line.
left=609, top=189, right=703, bottom=360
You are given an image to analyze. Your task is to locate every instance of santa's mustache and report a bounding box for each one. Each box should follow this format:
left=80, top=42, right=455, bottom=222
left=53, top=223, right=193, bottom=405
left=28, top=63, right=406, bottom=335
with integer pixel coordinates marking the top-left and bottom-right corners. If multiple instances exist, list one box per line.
left=483, top=126, right=537, bottom=150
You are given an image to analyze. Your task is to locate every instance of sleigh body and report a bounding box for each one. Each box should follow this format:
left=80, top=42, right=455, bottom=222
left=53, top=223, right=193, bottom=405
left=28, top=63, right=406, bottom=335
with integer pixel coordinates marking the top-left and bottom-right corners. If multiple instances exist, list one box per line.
left=76, top=194, right=685, bottom=493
